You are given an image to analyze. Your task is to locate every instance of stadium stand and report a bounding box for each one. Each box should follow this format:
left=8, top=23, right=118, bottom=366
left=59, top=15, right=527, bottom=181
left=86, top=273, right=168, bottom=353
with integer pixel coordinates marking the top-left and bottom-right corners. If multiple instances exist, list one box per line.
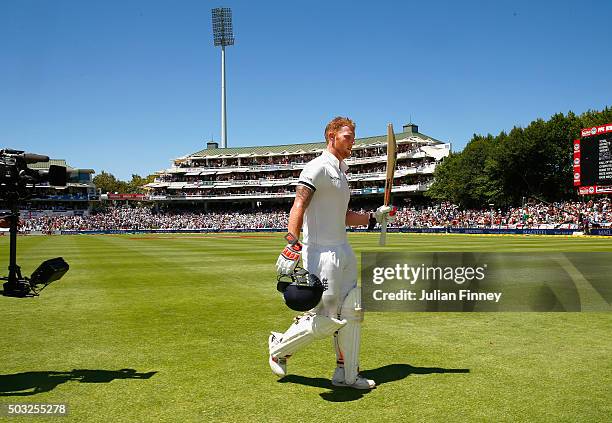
left=144, top=123, right=450, bottom=209
left=18, top=199, right=611, bottom=233
left=0, top=160, right=96, bottom=219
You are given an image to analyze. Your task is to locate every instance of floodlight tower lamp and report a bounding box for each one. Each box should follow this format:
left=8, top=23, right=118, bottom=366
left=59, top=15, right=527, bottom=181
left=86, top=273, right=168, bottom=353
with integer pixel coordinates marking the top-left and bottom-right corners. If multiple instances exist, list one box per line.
left=211, top=7, right=235, bottom=149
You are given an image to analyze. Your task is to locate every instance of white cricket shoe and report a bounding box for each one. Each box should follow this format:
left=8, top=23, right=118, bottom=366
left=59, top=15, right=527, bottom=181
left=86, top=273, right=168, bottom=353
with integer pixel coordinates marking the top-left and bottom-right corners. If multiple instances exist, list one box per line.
left=331, top=367, right=376, bottom=390
left=268, top=332, right=287, bottom=377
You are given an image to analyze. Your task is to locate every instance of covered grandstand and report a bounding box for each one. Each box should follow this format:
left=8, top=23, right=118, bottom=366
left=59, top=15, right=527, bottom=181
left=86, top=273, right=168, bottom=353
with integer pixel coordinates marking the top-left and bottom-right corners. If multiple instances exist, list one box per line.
left=145, top=123, right=450, bottom=209
left=0, top=160, right=97, bottom=217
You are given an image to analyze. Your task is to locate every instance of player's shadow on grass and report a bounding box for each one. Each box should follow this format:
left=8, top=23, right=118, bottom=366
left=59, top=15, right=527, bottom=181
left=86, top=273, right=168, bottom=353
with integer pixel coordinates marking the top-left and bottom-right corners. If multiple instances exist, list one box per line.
left=278, top=363, right=469, bottom=402
left=0, top=368, right=157, bottom=396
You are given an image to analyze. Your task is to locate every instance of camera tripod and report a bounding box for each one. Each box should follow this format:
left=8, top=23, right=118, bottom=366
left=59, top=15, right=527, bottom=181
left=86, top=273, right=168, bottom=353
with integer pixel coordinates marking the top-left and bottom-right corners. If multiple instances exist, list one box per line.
left=1, top=205, right=32, bottom=296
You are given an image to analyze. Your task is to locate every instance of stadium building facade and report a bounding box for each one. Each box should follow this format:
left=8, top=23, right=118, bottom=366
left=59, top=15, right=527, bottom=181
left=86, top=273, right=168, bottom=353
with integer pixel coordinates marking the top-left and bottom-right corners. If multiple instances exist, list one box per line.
left=146, top=123, right=450, bottom=209
left=12, top=160, right=97, bottom=216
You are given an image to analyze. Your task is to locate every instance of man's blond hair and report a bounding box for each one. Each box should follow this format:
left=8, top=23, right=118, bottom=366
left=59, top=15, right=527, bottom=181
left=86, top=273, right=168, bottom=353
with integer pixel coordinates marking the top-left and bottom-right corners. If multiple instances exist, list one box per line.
left=324, top=117, right=355, bottom=144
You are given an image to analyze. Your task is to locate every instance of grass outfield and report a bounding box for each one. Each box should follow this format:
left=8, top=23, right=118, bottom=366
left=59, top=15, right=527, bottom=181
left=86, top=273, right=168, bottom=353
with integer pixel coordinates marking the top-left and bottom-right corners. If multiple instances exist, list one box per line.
left=0, top=233, right=610, bottom=422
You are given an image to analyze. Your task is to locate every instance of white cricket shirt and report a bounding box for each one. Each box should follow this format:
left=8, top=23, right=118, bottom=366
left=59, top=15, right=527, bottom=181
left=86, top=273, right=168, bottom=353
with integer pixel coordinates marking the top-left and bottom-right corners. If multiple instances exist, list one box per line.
left=297, top=150, right=350, bottom=246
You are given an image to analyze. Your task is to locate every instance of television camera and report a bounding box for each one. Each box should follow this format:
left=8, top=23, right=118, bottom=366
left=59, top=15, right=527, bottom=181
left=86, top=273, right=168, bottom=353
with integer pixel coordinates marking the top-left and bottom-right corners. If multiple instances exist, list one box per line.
left=1, top=149, right=70, bottom=297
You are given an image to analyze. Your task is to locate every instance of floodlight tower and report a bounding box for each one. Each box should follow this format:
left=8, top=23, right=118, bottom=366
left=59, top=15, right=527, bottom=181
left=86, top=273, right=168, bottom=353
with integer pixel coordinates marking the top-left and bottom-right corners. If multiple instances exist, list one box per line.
left=211, top=7, right=234, bottom=149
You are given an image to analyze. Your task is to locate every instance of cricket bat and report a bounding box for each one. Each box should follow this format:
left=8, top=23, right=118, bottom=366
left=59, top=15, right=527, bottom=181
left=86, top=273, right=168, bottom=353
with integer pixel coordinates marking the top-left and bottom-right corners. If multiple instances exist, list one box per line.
left=379, top=123, right=397, bottom=246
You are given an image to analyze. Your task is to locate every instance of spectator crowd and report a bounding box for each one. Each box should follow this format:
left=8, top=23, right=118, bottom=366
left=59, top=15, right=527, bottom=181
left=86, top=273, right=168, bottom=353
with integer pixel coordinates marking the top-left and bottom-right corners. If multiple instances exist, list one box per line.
left=390, top=200, right=611, bottom=229
left=16, top=198, right=611, bottom=233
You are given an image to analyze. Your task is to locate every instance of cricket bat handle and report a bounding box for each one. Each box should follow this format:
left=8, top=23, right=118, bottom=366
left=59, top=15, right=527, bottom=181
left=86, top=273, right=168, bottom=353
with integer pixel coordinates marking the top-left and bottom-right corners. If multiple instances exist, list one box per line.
left=379, top=219, right=388, bottom=246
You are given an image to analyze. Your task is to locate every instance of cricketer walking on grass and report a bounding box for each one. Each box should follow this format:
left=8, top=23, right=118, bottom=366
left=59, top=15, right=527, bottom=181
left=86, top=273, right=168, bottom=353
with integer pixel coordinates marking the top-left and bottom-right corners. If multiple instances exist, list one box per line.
left=269, top=116, right=395, bottom=390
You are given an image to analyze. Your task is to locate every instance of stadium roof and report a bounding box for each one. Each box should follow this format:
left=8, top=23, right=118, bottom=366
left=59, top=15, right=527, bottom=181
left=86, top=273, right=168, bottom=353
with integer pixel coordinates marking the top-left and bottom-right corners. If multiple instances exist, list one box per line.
left=183, top=129, right=444, bottom=159
left=28, top=160, right=95, bottom=173
left=28, top=159, right=69, bottom=169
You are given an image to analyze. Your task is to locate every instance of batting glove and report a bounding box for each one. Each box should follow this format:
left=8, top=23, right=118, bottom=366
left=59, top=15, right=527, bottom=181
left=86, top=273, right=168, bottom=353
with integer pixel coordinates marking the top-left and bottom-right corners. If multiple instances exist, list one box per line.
left=374, top=205, right=397, bottom=224
left=276, top=240, right=303, bottom=275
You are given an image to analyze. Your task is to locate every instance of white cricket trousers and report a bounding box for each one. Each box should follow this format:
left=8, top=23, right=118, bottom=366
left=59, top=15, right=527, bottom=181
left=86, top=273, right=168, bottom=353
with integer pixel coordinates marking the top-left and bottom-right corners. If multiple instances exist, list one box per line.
left=302, top=242, right=357, bottom=317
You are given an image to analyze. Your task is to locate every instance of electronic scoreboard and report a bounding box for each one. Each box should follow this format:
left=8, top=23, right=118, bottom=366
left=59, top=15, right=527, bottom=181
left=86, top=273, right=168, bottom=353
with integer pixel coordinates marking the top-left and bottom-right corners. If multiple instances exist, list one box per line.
left=574, top=123, right=612, bottom=195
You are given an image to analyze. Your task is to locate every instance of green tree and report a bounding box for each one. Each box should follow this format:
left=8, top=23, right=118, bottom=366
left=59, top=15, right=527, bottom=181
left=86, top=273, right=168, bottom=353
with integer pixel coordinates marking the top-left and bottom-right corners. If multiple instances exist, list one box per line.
left=426, top=152, right=463, bottom=203
left=427, top=106, right=612, bottom=207
left=126, top=174, right=156, bottom=193
left=93, top=171, right=123, bottom=194
left=427, top=134, right=495, bottom=207
left=93, top=171, right=155, bottom=194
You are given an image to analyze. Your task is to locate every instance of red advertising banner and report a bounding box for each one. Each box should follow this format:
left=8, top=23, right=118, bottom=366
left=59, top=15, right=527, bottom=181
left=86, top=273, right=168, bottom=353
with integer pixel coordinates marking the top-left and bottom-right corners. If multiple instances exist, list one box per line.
left=107, top=193, right=146, bottom=200
left=580, top=123, right=612, bottom=138
left=578, top=185, right=612, bottom=195
left=573, top=139, right=581, bottom=186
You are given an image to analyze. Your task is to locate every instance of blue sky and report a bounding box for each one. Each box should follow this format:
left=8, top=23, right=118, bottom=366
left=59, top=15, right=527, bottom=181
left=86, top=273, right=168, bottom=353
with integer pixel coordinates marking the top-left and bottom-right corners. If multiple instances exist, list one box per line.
left=1, top=0, right=610, bottom=180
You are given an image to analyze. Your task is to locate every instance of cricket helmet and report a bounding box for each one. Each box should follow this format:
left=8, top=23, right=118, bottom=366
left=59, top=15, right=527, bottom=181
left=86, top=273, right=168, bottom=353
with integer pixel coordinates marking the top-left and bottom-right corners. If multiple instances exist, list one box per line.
left=276, top=267, right=327, bottom=312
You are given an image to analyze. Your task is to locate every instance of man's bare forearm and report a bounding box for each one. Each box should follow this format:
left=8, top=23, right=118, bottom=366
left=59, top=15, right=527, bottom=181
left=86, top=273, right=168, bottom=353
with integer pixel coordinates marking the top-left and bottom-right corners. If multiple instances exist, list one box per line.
left=288, top=205, right=305, bottom=239
left=346, top=210, right=369, bottom=227
left=287, top=185, right=314, bottom=238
